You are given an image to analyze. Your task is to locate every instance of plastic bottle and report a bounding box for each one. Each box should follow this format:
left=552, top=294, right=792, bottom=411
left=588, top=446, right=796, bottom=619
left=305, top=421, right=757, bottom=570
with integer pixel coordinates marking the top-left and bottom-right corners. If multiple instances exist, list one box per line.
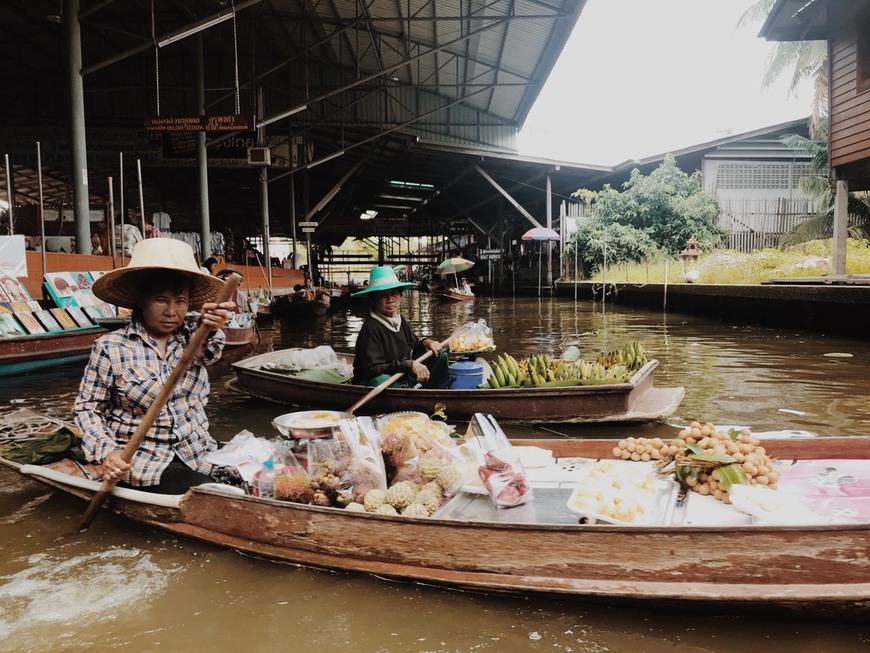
left=255, top=460, right=277, bottom=499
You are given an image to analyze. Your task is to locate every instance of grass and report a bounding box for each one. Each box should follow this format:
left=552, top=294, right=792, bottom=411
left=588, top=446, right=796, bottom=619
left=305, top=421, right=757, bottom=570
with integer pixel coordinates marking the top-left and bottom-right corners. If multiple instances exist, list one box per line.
left=582, top=239, right=870, bottom=284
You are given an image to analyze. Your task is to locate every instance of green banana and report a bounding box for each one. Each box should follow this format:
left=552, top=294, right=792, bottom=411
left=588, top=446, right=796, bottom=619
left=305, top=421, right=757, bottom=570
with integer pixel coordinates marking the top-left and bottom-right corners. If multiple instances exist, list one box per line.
left=494, top=364, right=506, bottom=388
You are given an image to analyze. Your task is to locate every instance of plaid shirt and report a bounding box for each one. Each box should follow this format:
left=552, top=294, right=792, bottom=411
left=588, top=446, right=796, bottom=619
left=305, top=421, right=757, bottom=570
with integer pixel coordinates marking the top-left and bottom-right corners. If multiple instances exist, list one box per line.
left=73, top=318, right=225, bottom=487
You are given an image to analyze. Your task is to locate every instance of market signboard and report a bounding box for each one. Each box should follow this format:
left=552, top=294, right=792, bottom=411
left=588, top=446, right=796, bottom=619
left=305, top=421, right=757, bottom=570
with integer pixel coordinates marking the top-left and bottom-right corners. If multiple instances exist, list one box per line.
left=144, top=115, right=253, bottom=132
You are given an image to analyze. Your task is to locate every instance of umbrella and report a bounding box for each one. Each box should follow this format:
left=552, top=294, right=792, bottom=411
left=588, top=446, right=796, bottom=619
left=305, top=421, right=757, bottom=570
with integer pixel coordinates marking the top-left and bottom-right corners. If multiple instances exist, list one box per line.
left=521, top=227, right=560, bottom=296
left=521, top=227, right=560, bottom=242
left=436, top=257, right=475, bottom=289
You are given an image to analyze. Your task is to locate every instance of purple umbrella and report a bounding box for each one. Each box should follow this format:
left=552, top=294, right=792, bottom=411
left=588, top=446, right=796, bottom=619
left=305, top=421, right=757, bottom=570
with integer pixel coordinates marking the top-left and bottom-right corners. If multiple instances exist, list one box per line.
left=521, top=227, right=560, bottom=296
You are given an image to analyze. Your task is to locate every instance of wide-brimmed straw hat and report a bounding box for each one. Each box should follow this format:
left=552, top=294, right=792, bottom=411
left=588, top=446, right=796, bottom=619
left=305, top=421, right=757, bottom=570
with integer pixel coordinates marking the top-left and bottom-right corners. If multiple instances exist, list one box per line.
left=92, top=239, right=226, bottom=309
left=352, top=265, right=416, bottom=296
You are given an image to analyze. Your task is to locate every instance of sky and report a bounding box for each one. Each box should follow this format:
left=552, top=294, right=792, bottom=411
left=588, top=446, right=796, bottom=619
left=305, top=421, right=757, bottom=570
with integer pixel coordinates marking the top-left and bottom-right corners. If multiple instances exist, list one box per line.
left=518, top=0, right=814, bottom=166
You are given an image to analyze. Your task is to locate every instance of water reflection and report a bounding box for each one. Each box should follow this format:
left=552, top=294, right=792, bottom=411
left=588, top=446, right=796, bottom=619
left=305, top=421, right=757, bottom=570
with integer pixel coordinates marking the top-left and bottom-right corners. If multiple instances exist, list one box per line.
left=2, top=295, right=870, bottom=650
left=2, top=294, right=870, bottom=438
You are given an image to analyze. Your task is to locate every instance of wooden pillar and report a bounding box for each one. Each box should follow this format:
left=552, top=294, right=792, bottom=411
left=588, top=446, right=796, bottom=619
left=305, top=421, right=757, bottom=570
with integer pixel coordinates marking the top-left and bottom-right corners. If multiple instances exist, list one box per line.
left=832, top=179, right=848, bottom=276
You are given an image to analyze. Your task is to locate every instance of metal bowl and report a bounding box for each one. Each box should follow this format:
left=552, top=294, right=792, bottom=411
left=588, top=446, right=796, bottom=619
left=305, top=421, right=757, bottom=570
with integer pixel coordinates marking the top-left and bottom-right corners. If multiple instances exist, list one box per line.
left=271, top=410, right=354, bottom=439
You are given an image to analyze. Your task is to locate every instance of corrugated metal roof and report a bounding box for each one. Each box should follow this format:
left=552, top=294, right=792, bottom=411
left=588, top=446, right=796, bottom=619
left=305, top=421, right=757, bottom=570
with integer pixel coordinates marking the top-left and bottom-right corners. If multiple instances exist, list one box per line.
left=759, top=0, right=828, bottom=42
left=0, top=0, right=597, bottom=241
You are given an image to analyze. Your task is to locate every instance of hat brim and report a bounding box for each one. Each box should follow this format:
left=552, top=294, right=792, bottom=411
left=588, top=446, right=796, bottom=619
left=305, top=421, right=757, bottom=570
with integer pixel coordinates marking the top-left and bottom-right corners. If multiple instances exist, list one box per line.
left=351, top=280, right=416, bottom=296
left=92, top=266, right=226, bottom=309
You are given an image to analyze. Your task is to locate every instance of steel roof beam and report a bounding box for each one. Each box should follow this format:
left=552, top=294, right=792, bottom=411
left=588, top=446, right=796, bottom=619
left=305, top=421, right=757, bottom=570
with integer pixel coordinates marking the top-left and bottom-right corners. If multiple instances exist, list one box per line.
left=475, top=164, right=542, bottom=228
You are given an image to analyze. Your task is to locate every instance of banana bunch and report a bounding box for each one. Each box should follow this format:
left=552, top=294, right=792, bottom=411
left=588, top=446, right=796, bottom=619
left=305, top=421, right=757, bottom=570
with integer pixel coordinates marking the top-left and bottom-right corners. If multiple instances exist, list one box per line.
left=481, top=342, right=648, bottom=389
left=595, top=342, right=648, bottom=372
left=578, top=361, right=631, bottom=385
left=620, top=341, right=648, bottom=371
left=485, top=353, right=524, bottom=388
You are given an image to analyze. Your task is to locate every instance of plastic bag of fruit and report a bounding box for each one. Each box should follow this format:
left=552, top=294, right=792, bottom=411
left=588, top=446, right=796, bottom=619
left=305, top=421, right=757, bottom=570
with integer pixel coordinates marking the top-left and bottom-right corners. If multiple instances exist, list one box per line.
left=448, top=319, right=495, bottom=353
left=375, top=412, right=472, bottom=493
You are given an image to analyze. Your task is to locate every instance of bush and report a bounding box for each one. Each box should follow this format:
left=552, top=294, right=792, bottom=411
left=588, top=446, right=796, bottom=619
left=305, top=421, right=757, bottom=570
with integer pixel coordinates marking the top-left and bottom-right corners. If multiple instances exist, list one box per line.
left=571, top=154, right=725, bottom=276
left=567, top=221, right=661, bottom=274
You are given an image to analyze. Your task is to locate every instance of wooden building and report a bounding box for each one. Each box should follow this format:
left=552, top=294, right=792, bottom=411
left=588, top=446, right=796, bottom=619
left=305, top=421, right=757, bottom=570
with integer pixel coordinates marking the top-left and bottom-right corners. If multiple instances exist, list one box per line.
left=762, top=0, right=870, bottom=273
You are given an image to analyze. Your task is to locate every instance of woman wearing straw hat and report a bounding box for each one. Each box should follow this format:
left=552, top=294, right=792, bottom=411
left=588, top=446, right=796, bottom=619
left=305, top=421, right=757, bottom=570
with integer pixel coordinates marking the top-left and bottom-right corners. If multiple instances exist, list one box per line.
left=73, top=239, right=236, bottom=493
left=352, top=265, right=448, bottom=388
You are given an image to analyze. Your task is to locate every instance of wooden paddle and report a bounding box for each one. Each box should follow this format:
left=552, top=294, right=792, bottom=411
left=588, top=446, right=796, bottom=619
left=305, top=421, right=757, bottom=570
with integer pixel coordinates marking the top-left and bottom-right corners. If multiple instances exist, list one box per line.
left=77, top=274, right=242, bottom=531
left=346, top=336, right=451, bottom=415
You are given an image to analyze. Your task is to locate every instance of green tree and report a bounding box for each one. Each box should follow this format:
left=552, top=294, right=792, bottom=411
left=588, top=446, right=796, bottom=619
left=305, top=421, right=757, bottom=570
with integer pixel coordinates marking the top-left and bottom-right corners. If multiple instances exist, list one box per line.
left=569, top=155, right=724, bottom=274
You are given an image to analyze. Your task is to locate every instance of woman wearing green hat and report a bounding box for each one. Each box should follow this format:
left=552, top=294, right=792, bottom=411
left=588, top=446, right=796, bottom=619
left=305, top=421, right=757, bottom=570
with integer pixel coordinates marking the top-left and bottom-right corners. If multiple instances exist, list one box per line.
left=352, top=266, right=449, bottom=388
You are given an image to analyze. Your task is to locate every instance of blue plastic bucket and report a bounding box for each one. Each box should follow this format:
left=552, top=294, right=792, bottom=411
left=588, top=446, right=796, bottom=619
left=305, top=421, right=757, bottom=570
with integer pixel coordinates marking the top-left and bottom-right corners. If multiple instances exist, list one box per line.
left=448, top=360, right=483, bottom=389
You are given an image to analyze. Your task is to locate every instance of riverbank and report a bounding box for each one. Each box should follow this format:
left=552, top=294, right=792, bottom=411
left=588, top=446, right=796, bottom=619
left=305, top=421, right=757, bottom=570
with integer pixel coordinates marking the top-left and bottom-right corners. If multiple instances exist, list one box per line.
left=554, top=278, right=870, bottom=340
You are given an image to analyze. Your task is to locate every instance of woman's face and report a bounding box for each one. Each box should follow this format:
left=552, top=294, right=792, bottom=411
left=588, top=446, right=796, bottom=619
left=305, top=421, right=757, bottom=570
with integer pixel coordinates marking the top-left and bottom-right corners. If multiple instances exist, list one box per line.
left=140, top=285, right=190, bottom=338
left=372, top=289, right=401, bottom=318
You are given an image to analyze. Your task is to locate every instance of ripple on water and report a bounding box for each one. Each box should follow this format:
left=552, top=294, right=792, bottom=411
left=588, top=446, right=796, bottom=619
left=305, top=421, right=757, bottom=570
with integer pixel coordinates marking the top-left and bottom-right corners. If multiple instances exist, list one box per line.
left=0, top=548, right=180, bottom=648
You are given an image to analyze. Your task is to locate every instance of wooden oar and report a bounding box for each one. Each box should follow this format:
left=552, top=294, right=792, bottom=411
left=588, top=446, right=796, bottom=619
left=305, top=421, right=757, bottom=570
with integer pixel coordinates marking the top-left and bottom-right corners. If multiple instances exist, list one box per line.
left=346, top=337, right=451, bottom=415
left=77, top=274, right=242, bottom=531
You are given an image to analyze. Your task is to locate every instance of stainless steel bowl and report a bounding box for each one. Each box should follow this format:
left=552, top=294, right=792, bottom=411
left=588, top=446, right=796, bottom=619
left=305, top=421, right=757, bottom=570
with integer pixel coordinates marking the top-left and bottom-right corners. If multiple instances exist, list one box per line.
left=271, top=410, right=354, bottom=439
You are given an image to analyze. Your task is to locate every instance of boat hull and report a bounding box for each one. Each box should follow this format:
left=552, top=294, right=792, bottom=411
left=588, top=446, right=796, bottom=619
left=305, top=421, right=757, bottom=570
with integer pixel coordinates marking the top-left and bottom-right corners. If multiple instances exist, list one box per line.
left=4, top=432, right=870, bottom=622
left=272, top=294, right=330, bottom=317
left=232, top=351, right=684, bottom=424
left=224, top=324, right=257, bottom=347
left=0, top=327, right=103, bottom=375
left=436, top=290, right=474, bottom=302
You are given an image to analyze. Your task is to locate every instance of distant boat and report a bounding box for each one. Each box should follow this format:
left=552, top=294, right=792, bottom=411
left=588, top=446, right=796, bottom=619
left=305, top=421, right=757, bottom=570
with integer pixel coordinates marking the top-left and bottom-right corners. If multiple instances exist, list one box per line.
left=273, top=290, right=331, bottom=318
left=0, top=326, right=105, bottom=375
left=435, top=289, right=474, bottom=302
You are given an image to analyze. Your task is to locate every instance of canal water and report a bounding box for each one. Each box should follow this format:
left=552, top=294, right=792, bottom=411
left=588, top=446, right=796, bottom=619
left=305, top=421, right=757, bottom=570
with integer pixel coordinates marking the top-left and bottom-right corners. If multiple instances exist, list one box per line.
left=2, top=293, right=869, bottom=652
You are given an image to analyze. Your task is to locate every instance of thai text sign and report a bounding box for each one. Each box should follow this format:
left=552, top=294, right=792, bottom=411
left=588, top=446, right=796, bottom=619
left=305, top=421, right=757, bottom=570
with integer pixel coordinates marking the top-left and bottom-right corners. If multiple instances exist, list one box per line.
left=144, top=115, right=253, bottom=132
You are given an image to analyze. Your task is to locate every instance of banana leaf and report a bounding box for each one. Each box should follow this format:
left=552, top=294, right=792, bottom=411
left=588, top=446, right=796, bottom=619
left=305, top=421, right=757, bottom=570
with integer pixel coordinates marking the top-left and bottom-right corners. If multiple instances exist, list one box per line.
left=289, top=368, right=352, bottom=384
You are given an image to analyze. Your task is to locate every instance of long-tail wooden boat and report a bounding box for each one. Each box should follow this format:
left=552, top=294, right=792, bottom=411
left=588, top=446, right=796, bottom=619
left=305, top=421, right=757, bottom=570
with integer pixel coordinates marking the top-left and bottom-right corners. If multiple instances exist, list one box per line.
left=232, top=350, right=684, bottom=424
left=435, top=289, right=474, bottom=302
left=2, top=408, right=868, bottom=622
left=0, top=326, right=104, bottom=375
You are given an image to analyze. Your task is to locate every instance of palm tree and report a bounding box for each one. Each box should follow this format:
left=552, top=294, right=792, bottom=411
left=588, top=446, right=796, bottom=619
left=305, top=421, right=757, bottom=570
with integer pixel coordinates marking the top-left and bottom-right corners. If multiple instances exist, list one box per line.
left=738, top=1, right=828, bottom=135
left=739, top=3, right=870, bottom=247
left=778, top=120, right=870, bottom=246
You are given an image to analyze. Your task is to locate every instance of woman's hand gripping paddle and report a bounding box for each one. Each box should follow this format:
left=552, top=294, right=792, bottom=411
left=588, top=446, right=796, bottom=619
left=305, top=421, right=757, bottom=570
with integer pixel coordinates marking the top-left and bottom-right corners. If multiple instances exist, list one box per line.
left=346, top=336, right=451, bottom=415
left=77, top=274, right=242, bottom=532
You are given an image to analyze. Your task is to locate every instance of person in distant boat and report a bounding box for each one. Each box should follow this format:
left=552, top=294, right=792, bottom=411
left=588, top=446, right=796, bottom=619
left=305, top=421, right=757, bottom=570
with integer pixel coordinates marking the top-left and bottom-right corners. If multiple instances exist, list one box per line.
left=201, top=256, right=219, bottom=275
left=297, top=276, right=316, bottom=301
left=458, top=278, right=473, bottom=296
left=73, top=239, right=235, bottom=494
left=351, top=265, right=448, bottom=388
left=215, top=267, right=250, bottom=314
left=144, top=219, right=162, bottom=239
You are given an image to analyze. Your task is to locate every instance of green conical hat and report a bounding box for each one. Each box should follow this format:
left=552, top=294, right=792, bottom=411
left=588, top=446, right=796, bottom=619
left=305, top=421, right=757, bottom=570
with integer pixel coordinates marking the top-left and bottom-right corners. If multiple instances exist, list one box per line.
left=352, top=265, right=416, bottom=296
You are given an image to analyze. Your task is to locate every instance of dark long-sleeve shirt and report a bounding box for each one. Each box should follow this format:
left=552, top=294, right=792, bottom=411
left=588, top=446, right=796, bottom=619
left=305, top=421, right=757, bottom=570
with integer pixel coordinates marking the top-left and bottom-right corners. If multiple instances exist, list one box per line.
left=352, top=315, right=423, bottom=384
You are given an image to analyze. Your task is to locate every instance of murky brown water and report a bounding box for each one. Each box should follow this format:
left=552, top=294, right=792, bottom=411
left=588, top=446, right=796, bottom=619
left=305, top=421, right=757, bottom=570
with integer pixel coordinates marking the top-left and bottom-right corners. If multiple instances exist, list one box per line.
left=2, top=294, right=870, bottom=652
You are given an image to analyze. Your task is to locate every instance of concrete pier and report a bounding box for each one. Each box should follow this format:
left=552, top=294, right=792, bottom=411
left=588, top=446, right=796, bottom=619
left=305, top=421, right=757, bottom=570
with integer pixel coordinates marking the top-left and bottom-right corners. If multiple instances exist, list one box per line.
left=555, top=280, right=870, bottom=340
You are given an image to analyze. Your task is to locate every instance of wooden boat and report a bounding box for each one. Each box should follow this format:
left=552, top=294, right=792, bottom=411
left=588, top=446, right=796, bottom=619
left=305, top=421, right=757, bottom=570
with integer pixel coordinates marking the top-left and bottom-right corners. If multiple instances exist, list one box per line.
left=272, top=291, right=331, bottom=318
left=224, top=322, right=258, bottom=347
left=254, top=302, right=273, bottom=321
left=2, top=408, right=868, bottom=622
left=435, top=289, right=474, bottom=302
left=232, top=350, right=685, bottom=424
left=0, top=326, right=104, bottom=375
